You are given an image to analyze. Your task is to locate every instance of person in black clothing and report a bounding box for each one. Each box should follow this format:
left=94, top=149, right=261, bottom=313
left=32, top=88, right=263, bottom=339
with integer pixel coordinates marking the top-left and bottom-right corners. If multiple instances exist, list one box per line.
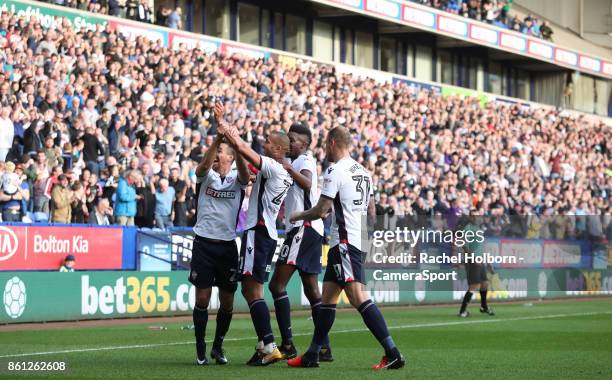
left=23, top=119, right=44, bottom=156
left=108, top=0, right=121, bottom=16
left=125, top=0, right=139, bottom=20
left=155, top=6, right=171, bottom=26
left=135, top=173, right=155, bottom=228
left=168, top=165, right=187, bottom=226
left=540, top=21, right=553, bottom=41
left=82, top=127, right=105, bottom=176
left=70, top=182, right=88, bottom=224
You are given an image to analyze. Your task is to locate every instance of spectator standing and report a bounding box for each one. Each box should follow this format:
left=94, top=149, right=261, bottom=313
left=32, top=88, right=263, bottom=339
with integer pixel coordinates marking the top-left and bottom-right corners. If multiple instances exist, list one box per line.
left=0, top=106, right=14, bottom=161
left=136, top=0, right=152, bottom=23
left=135, top=172, right=155, bottom=227
left=70, top=182, right=88, bottom=223
left=51, top=174, right=72, bottom=223
left=0, top=163, right=29, bottom=222
left=155, top=6, right=171, bottom=26
left=108, top=0, right=121, bottom=17
left=540, top=21, right=553, bottom=41
left=166, top=7, right=182, bottom=29
left=168, top=165, right=187, bottom=226
left=82, top=127, right=105, bottom=176
left=115, top=170, right=138, bottom=226
left=125, top=0, right=139, bottom=21
left=154, top=177, right=175, bottom=228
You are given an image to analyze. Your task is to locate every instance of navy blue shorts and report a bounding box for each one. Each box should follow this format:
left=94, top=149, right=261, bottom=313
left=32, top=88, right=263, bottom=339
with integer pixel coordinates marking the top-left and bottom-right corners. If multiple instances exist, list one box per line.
left=276, top=226, right=323, bottom=275
left=323, top=243, right=366, bottom=286
left=189, top=236, right=239, bottom=292
left=239, top=226, right=278, bottom=284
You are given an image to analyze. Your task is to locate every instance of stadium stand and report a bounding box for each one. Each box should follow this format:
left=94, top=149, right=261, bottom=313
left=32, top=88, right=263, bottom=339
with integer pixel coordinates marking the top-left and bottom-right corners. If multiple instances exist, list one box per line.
left=409, top=0, right=553, bottom=40
left=0, top=9, right=609, bottom=240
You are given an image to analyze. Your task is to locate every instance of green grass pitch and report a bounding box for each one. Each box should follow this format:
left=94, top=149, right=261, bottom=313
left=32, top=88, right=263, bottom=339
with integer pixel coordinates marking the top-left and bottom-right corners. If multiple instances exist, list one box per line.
left=1, top=299, right=611, bottom=379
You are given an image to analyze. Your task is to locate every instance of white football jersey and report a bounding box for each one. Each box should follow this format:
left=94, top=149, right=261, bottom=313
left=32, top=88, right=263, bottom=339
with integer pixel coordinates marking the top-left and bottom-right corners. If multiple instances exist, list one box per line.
left=321, top=156, right=373, bottom=251
left=193, top=169, right=245, bottom=241
left=245, top=156, right=293, bottom=240
left=284, top=153, right=324, bottom=236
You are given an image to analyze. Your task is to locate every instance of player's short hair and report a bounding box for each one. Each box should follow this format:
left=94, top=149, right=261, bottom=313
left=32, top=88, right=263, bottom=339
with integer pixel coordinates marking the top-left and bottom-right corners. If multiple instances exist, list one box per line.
left=270, top=132, right=290, bottom=153
left=327, top=127, right=351, bottom=149
left=289, top=123, right=312, bottom=145
left=220, top=141, right=235, bottom=157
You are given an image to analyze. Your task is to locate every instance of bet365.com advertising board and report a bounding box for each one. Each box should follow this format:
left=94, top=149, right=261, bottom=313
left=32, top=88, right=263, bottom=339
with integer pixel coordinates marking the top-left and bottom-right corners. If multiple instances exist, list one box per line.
left=2, top=269, right=612, bottom=324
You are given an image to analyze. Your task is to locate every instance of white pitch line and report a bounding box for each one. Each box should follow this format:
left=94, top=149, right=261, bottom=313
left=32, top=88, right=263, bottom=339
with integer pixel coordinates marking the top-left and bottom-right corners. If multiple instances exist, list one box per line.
left=1, top=310, right=610, bottom=359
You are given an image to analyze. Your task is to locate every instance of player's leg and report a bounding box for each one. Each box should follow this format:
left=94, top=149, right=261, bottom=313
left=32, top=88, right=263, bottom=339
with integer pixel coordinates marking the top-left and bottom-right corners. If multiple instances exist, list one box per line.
left=189, top=238, right=216, bottom=365
left=240, top=227, right=283, bottom=366
left=210, top=288, right=234, bottom=364
left=459, top=264, right=481, bottom=317
left=287, top=279, right=342, bottom=368
left=268, top=263, right=297, bottom=357
left=242, top=276, right=282, bottom=365
left=479, top=278, right=495, bottom=315
left=343, top=282, right=404, bottom=369
left=300, top=271, right=333, bottom=361
left=193, top=287, right=212, bottom=365
left=210, top=240, right=240, bottom=364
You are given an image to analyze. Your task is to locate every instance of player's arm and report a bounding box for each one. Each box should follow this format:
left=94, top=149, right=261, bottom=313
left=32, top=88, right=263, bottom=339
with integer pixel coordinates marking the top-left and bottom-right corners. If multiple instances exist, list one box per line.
left=195, top=135, right=222, bottom=177
left=367, top=194, right=376, bottom=228
left=235, top=150, right=250, bottom=185
left=290, top=196, right=333, bottom=223
left=283, top=162, right=312, bottom=192
left=220, top=121, right=262, bottom=170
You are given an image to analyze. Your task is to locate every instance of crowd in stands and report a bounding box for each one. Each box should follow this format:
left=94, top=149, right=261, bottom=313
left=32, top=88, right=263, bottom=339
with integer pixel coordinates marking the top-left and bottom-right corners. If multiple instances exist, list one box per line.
left=0, top=10, right=609, bottom=241
left=38, top=0, right=553, bottom=41
left=411, top=0, right=554, bottom=41
left=35, top=0, right=183, bottom=30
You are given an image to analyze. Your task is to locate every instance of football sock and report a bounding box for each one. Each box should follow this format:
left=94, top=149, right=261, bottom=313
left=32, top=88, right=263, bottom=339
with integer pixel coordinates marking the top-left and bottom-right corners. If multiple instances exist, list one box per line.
left=308, top=303, right=336, bottom=354
left=263, top=342, right=277, bottom=355
left=248, top=299, right=275, bottom=346
left=272, top=291, right=292, bottom=346
left=358, top=300, right=396, bottom=355
left=193, top=305, right=208, bottom=357
left=480, top=289, right=488, bottom=309
left=213, top=307, right=232, bottom=349
left=460, top=291, right=474, bottom=313
left=311, top=298, right=330, bottom=347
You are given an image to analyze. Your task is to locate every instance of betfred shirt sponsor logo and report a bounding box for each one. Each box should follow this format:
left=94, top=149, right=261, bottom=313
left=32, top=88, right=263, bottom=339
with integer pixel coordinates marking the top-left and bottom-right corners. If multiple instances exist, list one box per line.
left=0, top=226, right=18, bottom=261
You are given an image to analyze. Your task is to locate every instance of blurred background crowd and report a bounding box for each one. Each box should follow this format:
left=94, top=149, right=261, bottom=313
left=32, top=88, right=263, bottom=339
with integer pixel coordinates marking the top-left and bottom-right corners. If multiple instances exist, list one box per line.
left=0, top=10, right=608, bottom=240
left=410, top=0, right=553, bottom=40
left=35, top=0, right=554, bottom=40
